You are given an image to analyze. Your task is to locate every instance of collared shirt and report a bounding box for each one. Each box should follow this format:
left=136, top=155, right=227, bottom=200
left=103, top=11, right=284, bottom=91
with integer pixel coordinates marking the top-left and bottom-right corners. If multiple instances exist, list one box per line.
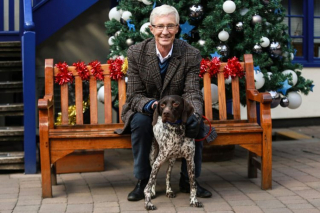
left=156, top=44, right=173, bottom=63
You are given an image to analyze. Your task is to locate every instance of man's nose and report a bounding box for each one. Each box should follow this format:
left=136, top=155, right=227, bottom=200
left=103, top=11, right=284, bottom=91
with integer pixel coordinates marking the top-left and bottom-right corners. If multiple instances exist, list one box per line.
left=162, top=27, right=169, bottom=34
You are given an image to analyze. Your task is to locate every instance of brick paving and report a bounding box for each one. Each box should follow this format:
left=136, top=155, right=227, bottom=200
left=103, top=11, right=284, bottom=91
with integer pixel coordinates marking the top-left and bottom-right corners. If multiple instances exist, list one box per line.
left=0, top=127, right=320, bottom=212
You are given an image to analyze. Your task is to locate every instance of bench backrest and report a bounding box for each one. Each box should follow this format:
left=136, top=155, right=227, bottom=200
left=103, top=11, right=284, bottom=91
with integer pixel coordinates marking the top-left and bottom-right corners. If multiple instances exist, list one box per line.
left=44, top=54, right=256, bottom=126
left=44, top=59, right=126, bottom=125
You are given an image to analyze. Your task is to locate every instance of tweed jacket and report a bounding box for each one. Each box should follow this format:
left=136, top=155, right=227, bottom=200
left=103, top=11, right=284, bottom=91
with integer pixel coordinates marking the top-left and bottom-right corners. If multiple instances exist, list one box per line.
left=115, top=38, right=204, bottom=135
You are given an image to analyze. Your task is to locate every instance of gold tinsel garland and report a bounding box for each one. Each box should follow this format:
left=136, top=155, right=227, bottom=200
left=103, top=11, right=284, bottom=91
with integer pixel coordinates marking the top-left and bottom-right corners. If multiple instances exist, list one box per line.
left=121, top=57, right=128, bottom=75
left=55, top=101, right=89, bottom=125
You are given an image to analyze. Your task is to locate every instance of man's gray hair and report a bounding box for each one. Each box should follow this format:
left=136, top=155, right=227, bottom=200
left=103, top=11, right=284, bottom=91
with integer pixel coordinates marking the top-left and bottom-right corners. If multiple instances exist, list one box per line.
left=150, top=4, right=180, bottom=25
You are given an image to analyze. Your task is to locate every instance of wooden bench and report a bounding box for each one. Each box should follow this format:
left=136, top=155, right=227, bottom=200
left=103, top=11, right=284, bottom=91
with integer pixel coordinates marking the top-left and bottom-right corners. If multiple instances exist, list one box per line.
left=38, top=54, right=272, bottom=198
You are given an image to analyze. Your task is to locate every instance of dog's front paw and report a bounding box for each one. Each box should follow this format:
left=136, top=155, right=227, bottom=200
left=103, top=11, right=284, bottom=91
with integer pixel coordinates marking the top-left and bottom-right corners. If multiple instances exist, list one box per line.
left=166, top=191, right=176, bottom=198
left=145, top=202, right=157, bottom=210
left=190, top=201, right=203, bottom=208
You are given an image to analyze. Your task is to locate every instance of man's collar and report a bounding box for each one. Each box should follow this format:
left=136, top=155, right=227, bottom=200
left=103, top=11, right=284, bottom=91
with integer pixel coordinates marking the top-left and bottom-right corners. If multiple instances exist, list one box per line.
left=156, top=44, right=173, bottom=63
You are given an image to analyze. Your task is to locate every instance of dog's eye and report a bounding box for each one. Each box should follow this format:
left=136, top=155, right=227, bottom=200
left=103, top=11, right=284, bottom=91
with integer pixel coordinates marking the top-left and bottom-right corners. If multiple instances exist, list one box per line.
left=160, top=104, right=165, bottom=108
left=173, top=103, right=179, bottom=107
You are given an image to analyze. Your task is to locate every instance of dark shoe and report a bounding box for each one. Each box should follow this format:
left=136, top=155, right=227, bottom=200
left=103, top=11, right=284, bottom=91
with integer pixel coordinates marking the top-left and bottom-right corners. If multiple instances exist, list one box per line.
left=127, top=179, right=148, bottom=201
left=179, top=173, right=212, bottom=198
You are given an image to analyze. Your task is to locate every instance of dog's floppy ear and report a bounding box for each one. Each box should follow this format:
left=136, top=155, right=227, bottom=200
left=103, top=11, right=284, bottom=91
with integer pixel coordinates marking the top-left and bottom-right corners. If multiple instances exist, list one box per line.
left=182, top=99, right=194, bottom=124
left=152, top=103, right=160, bottom=126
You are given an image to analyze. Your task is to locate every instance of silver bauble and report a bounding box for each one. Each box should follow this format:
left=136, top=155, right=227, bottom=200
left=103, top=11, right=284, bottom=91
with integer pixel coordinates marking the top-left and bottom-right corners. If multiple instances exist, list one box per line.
left=261, top=0, right=270, bottom=5
left=216, top=44, right=229, bottom=59
left=280, top=97, right=289, bottom=107
left=253, top=44, right=263, bottom=54
left=235, top=22, right=244, bottom=32
left=126, top=38, right=134, bottom=46
left=269, top=41, right=282, bottom=58
left=252, top=14, right=262, bottom=24
left=269, top=91, right=281, bottom=108
left=189, top=4, right=204, bottom=20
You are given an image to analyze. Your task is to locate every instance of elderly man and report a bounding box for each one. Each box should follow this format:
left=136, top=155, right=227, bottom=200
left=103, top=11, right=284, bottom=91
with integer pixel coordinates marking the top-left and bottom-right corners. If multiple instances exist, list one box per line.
left=116, top=4, right=215, bottom=201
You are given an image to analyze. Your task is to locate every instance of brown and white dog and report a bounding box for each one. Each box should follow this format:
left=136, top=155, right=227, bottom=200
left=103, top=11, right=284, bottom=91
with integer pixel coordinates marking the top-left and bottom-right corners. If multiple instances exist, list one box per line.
left=144, top=95, right=203, bottom=210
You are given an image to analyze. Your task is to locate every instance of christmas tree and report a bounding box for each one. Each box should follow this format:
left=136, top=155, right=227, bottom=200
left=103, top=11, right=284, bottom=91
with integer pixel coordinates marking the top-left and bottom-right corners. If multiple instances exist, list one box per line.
left=105, top=0, right=314, bottom=109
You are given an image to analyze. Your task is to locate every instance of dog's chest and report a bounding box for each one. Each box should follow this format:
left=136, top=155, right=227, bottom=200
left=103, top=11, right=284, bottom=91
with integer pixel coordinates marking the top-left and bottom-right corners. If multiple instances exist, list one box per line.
left=153, top=117, right=191, bottom=156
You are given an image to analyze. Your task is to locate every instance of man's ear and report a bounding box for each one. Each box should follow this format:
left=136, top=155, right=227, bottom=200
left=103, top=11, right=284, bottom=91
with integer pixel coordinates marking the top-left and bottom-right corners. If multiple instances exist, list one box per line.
left=181, top=99, right=194, bottom=124
left=152, top=104, right=160, bottom=126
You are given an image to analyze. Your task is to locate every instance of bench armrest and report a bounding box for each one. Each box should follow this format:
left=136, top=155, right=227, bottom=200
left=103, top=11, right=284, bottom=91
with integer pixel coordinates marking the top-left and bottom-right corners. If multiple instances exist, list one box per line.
left=38, top=95, right=54, bottom=110
left=246, top=89, right=272, bottom=104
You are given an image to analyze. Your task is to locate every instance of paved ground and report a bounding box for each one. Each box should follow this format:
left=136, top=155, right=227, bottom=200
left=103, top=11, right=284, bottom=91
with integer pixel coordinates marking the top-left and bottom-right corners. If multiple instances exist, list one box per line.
left=1, top=126, right=320, bottom=213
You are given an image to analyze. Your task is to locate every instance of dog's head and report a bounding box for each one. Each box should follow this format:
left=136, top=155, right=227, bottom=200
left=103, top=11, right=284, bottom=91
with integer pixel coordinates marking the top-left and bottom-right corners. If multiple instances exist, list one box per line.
left=152, top=95, right=194, bottom=126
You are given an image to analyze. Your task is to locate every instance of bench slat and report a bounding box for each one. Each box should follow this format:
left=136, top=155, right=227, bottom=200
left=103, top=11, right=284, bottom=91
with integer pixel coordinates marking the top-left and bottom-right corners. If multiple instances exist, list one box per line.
left=75, top=77, right=83, bottom=124
left=232, top=77, right=241, bottom=120
left=217, top=71, right=227, bottom=120
left=89, top=76, right=98, bottom=124
left=104, top=75, right=112, bottom=123
left=203, top=72, right=213, bottom=120
left=60, top=84, right=69, bottom=125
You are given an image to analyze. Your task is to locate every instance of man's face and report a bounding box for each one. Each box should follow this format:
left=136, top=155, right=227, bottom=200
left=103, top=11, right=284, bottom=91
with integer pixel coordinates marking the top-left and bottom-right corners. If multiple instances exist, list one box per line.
left=149, top=14, right=179, bottom=49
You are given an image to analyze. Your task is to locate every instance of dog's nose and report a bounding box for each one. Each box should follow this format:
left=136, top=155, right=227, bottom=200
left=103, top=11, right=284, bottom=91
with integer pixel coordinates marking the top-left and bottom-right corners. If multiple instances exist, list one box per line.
left=163, top=111, right=169, bottom=116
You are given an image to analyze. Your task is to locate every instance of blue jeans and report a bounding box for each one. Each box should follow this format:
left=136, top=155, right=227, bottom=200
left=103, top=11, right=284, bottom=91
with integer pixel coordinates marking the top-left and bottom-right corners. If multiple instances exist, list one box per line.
left=130, top=113, right=204, bottom=180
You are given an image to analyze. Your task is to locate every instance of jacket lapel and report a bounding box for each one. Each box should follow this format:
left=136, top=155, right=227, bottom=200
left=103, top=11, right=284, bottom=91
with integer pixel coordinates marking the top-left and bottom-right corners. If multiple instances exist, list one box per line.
left=162, top=40, right=181, bottom=94
left=146, top=39, right=162, bottom=93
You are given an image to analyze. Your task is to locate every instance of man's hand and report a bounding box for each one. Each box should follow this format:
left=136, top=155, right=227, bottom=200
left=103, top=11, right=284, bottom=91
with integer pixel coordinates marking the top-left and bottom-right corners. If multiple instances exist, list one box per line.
left=185, top=113, right=201, bottom=138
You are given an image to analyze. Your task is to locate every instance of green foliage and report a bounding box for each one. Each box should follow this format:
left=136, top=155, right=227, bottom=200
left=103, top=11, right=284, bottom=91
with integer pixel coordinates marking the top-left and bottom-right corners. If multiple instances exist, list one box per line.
left=105, top=0, right=313, bottom=106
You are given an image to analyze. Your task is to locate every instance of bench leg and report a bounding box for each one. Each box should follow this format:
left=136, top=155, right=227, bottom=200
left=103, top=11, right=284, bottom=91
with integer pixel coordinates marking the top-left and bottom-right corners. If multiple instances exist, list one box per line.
left=40, top=141, right=52, bottom=198
left=51, top=163, right=57, bottom=186
left=261, top=132, right=272, bottom=190
left=248, top=151, right=257, bottom=178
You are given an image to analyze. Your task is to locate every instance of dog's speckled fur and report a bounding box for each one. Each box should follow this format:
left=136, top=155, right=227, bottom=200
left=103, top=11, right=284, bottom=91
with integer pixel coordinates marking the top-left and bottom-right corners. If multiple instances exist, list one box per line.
left=144, top=95, right=203, bottom=210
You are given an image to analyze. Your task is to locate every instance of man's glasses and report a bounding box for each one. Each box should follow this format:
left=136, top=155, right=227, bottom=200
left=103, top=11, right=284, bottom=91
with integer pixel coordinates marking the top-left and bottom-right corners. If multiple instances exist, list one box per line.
left=151, top=24, right=178, bottom=31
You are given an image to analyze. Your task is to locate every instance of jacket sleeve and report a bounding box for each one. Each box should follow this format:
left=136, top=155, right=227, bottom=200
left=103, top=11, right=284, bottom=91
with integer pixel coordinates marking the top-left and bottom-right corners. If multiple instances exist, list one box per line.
left=182, top=50, right=204, bottom=116
left=125, top=45, right=155, bottom=114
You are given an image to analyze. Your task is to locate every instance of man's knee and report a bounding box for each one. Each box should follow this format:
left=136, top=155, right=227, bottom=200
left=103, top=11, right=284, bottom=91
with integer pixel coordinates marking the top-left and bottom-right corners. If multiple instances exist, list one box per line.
left=131, top=113, right=153, bottom=134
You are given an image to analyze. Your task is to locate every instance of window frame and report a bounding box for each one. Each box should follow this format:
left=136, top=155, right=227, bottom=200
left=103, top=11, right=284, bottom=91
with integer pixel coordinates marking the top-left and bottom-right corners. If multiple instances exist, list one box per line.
left=286, top=0, right=320, bottom=67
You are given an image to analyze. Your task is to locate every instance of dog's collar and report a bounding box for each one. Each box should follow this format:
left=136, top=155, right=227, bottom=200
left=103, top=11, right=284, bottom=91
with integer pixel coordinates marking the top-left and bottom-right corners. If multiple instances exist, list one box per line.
left=167, top=119, right=182, bottom=125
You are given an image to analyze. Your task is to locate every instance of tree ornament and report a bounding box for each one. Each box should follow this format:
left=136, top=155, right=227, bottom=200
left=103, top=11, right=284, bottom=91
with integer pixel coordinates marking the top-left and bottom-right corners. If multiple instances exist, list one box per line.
left=121, top=11, right=132, bottom=21
left=282, top=70, right=298, bottom=86
left=269, top=41, right=282, bottom=58
left=98, top=86, right=105, bottom=104
left=235, top=22, right=244, bottom=32
left=126, top=38, right=134, bottom=46
left=240, top=8, right=249, bottom=16
left=142, top=0, right=152, bottom=5
left=180, top=21, right=195, bottom=37
left=108, top=7, right=122, bottom=22
left=218, top=30, right=229, bottom=41
left=198, top=39, right=206, bottom=46
left=268, top=91, right=281, bottom=108
left=260, top=36, right=270, bottom=47
left=127, top=20, right=136, bottom=31
left=254, top=70, right=265, bottom=89
left=225, top=76, right=232, bottom=84
left=115, top=30, right=121, bottom=37
left=216, top=43, right=229, bottom=59
left=261, top=0, right=270, bottom=5
left=201, top=84, right=218, bottom=105
left=140, top=22, right=151, bottom=37
left=253, top=44, right=263, bottom=54
left=108, top=36, right=115, bottom=46
left=280, top=97, right=289, bottom=107
left=287, top=91, right=302, bottom=109
left=189, top=4, right=204, bottom=21
left=223, top=0, right=236, bottom=13
left=267, top=72, right=272, bottom=80
left=252, top=14, right=262, bottom=24
left=277, top=79, right=292, bottom=95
